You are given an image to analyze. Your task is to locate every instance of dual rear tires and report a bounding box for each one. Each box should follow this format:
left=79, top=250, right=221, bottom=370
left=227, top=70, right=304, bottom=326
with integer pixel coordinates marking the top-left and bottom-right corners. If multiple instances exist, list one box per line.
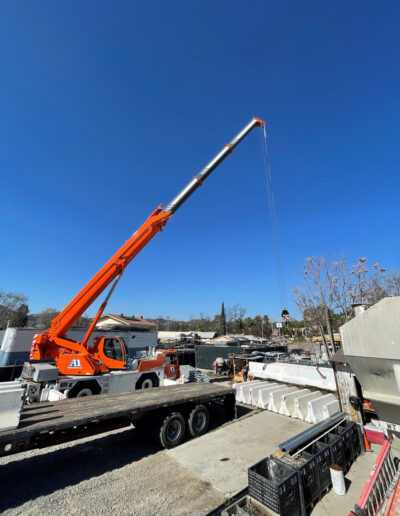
left=137, top=404, right=210, bottom=448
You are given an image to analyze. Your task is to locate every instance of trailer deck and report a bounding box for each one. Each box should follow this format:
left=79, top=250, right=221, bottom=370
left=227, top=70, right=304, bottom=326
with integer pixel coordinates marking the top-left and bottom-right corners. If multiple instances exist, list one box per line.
left=0, top=383, right=234, bottom=457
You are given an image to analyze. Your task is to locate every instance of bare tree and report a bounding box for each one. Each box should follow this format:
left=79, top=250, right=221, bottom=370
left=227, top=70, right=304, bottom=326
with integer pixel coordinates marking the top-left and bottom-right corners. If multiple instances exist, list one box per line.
left=293, top=256, right=393, bottom=345
left=226, top=304, right=246, bottom=334
left=0, top=291, right=28, bottom=329
left=36, top=308, right=60, bottom=329
left=74, top=313, right=92, bottom=328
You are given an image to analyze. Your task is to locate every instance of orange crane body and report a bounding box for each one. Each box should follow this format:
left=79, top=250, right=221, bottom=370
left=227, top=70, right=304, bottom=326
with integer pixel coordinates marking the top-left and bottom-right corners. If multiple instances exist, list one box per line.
left=30, top=117, right=265, bottom=378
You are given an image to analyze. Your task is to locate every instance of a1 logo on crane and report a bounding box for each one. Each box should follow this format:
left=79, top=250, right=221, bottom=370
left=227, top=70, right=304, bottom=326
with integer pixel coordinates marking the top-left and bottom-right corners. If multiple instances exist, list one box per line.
left=68, top=359, right=82, bottom=369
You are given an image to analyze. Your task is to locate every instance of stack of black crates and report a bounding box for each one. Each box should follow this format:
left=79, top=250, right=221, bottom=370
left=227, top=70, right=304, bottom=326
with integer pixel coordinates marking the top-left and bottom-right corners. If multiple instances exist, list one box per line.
left=248, top=457, right=301, bottom=516
left=247, top=420, right=363, bottom=515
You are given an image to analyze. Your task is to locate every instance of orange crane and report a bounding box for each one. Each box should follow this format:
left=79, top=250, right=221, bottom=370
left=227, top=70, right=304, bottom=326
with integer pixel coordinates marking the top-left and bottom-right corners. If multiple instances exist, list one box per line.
left=27, top=117, right=265, bottom=399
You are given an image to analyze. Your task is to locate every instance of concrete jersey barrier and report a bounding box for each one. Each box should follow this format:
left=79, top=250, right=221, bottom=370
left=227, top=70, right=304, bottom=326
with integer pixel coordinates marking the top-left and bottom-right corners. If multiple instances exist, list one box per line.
left=305, top=393, right=336, bottom=423
left=249, top=361, right=336, bottom=391
left=246, top=382, right=278, bottom=406
left=294, top=391, right=322, bottom=420
left=279, top=389, right=310, bottom=417
left=268, top=386, right=298, bottom=412
left=257, top=385, right=287, bottom=409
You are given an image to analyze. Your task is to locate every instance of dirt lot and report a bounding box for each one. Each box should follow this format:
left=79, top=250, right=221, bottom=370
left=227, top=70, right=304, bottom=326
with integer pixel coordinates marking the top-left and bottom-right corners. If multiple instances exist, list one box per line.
left=0, top=426, right=224, bottom=516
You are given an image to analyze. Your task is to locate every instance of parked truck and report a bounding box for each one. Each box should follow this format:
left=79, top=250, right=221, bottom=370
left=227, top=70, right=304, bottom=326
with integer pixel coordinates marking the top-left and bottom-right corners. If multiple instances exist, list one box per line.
left=18, top=117, right=265, bottom=402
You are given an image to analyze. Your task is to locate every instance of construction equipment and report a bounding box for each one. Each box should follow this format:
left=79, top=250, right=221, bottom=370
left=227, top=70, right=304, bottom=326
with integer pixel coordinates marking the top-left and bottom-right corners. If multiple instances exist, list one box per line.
left=24, top=117, right=265, bottom=401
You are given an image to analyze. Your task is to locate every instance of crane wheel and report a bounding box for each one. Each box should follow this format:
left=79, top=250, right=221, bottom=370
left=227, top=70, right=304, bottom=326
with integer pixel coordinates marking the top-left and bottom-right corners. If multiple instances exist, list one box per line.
left=68, top=381, right=101, bottom=398
left=153, top=412, right=185, bottom=448
left=136, top=374, right=159, bottom=389
left=187, top=404, right=209, bottom=438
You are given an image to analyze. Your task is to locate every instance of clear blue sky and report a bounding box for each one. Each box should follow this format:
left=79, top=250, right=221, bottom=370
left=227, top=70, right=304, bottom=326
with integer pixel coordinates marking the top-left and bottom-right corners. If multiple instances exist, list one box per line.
left=1, top=1, right=399, bottom=321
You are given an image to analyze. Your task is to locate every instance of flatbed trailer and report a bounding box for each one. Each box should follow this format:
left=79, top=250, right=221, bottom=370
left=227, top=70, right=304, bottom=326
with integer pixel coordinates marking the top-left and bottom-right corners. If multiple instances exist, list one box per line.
left=0, top=383, right=235, bottom=457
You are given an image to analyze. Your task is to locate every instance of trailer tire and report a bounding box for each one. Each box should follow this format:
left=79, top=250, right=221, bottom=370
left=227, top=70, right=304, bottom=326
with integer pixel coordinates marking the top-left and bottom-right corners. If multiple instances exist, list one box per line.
left=136, top=374, right=159, bottom=389
left=153, top=412, right=185, bottom=448
left=187, top=404, right=209, bottom=438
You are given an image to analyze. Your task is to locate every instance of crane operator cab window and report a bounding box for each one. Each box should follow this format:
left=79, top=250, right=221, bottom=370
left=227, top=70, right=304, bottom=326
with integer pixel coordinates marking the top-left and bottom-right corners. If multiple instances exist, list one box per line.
left=166, top=353, right=178, bottom=365
left=103, top=338, right=123, bottom=361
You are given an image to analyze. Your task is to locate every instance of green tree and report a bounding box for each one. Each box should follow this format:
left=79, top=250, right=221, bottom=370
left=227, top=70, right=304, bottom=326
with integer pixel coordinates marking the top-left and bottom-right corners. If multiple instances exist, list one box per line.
left=10, top=304, right=29, bottom=327
left=220, top=302, right=226, bottom=335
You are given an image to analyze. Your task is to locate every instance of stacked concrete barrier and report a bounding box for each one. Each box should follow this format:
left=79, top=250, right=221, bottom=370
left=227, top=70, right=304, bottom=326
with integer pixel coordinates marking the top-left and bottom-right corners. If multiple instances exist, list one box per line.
left=305, top=394, right=337, bottom=423
left=0, top=382, right=25, bottom=431
left=294, top=391, right=322, bottom=420
left=249, top=361, right=336, bottom=391
left=268, top=386, right=298, bottom=413
left=245, top=382, right=277, bottom=405
left=279, top=388, right=310, bottom=416
left=257, top=385, right=288, bottom=409
left=323, top=399, right=340, bottom=419
left=235, top=380, right=262, bottom=403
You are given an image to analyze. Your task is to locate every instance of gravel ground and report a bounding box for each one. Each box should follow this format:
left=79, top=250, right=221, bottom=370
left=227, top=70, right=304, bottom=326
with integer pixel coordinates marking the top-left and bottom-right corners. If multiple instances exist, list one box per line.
left=0, top=425, right=224, bottom=516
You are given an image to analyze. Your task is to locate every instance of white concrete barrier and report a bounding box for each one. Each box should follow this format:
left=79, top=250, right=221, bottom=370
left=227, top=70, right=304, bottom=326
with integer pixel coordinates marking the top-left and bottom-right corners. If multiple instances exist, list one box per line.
left=257, top=385, right=287, bottom=409
left=236, top=380, right=263, bottom=403
left=0, top=381, right=21, bottom=391
left=305, top=394, right=336, bottom=424
left=249, top=361, right=336, bottom=391
left=246, top=382, right=277, bottom=406
left=323, top=399, right=340, bottom=418
left=294, top=391, right=322, bottom=420
left=279, top=389, right=310, bottom=416
left=268, top=387, right=298, bottom=412
left=0, top=385, right=25, bottom=431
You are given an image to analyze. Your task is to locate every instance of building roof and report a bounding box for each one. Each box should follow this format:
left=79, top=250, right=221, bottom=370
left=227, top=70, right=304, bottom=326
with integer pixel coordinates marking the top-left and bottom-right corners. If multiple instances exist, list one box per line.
left=158, top=331, right=216, bottom=340
left=97, top=314, right=157, bottom=329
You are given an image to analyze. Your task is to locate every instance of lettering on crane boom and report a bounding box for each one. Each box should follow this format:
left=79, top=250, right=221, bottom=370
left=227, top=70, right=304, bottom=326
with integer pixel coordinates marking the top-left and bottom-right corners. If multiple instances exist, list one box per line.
left=68, top=359, right=82, bottom=368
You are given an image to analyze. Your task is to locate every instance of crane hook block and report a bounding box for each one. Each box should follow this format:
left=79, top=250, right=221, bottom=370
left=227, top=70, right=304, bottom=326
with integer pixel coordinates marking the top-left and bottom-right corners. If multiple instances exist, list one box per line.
left=281, top=309, right=290, bottom=321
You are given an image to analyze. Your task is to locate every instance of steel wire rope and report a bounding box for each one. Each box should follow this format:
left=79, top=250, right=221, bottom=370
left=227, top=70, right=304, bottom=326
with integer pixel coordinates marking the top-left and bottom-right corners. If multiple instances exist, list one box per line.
left=260, top=127, right=288, bottom=311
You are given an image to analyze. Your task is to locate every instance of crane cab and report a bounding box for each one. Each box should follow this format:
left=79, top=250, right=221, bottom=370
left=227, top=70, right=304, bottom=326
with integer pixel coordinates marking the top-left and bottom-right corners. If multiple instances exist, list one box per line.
left=94, top=336, right=128, bottom=370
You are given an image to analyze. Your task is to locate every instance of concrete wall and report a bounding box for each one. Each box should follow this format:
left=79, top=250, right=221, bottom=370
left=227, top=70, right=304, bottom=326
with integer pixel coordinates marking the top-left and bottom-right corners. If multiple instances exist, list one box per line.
left=341, top=296, right=400, bottom=428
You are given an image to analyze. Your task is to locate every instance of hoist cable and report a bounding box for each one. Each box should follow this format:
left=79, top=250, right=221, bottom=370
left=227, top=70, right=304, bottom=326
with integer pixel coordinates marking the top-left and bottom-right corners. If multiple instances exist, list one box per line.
left=260, top=127, right=288, bottom=310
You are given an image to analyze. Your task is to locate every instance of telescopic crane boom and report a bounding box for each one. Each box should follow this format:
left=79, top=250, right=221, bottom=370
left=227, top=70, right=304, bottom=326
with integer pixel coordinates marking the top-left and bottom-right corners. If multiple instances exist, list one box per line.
left=31, top=117, right=265, bottom=376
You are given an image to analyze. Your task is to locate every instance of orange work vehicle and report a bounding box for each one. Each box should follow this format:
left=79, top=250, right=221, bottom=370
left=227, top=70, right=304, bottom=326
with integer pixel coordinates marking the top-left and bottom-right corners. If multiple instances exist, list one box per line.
left=22, top=117, right=265, bottom=402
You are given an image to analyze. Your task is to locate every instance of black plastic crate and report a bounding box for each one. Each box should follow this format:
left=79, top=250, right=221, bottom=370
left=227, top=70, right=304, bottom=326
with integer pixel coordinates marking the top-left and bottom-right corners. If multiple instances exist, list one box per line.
left=248, top=457, right=301, bottom=515
left=276, top=452, right=319, bottom=510
left=319, top=432, right=346, bottom=472
left=334, top=424, right=354, bottom=466
left=302, top=441, right=332, bottom=493
left=335, top=420, right=361, bottom=464
left=342, top=420, right=362, bottom=459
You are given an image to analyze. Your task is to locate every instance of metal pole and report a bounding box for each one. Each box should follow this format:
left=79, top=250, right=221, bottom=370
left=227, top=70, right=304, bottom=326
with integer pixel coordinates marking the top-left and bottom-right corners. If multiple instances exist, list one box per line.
left=164, top=117, right=264, bottom=214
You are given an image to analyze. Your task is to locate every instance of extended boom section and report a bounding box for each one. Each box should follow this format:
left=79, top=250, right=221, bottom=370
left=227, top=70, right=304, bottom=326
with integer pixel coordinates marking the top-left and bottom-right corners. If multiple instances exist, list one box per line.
left=31, top=117, right=265, bottom=376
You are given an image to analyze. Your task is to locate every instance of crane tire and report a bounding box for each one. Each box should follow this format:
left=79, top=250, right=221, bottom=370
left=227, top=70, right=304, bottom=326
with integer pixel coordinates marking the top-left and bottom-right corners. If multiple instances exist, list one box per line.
left=136, top=374, right=159, bottom=389
left=68, top=381, right=101, bottom=398
left=187, top=404, right=209, bottom=438
left=153, top=412, right=185, bottom=448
